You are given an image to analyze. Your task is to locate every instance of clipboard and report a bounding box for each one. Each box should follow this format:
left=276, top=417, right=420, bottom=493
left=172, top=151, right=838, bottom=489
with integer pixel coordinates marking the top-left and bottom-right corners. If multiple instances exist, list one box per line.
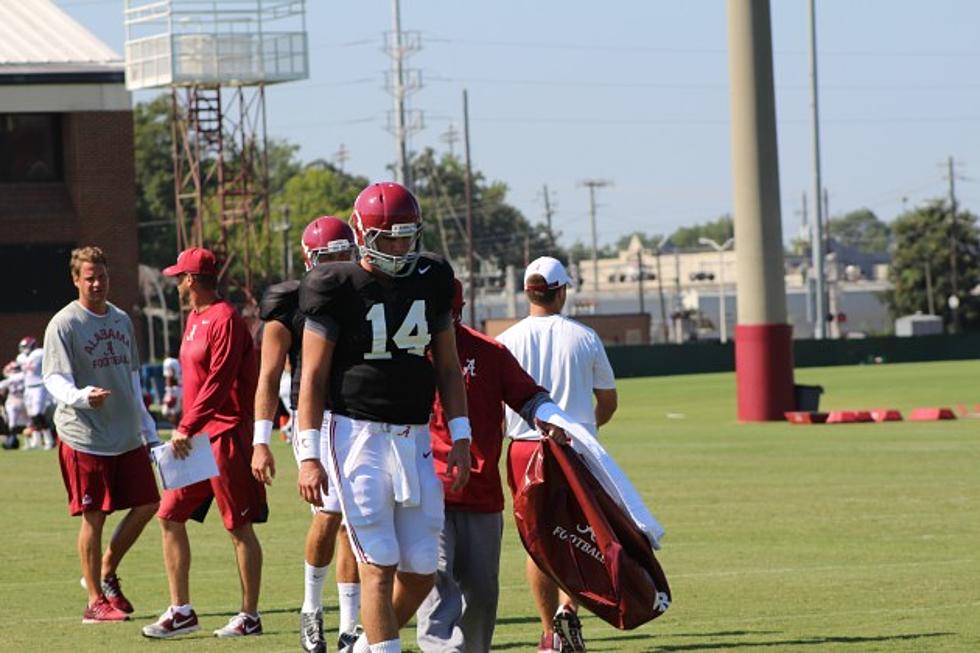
left=151, top=434, right=219, bottom=490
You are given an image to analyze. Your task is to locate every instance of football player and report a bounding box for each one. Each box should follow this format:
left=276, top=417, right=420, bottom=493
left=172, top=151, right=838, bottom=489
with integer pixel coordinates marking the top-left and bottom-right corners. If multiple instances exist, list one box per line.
left=17, top=336, right=53, bottom=449
left=251, top=216, right=362, bottom=652
left=296, top=182, right=472, bottom=653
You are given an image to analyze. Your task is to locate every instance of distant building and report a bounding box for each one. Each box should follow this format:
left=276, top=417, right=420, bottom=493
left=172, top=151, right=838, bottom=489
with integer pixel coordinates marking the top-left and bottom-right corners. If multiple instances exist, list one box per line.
left=465, top=235, right=894, bottom=343
left=0, top=0, right=138, bottom=355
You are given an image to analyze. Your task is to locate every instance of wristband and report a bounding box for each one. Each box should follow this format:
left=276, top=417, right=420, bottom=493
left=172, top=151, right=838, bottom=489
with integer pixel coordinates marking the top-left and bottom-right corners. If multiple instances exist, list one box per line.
left=253, top=419, right=273, bottom=446
left=295, top=428, right=321, bottom=461
left=447, top=416, right=472, bottom=443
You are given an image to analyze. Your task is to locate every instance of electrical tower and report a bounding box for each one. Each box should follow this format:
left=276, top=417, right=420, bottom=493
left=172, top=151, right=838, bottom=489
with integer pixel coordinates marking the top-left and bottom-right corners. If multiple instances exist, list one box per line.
left=124, top=0, right=308, bottom=304
left=384, top=0, right=423, bottom=189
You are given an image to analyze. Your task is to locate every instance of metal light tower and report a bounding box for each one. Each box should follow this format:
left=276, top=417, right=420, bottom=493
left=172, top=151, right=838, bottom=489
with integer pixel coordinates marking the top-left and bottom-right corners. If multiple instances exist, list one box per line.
left=124, top=0, right=308, bottom=303
left=699, top=237, right=735, bottom=344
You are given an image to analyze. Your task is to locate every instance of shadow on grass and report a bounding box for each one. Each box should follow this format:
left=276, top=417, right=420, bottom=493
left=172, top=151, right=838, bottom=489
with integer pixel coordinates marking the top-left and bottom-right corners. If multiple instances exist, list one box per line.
left=631, top=631, right=953, bottom=652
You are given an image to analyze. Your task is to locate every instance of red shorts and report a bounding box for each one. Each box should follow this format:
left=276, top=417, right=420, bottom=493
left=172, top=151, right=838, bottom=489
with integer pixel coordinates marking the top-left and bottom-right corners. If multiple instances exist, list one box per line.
left=58, top=442, right=160, bottom=516
left=158, top=427, right=268, bottom=531
left=506, top=439, right=541, bottom=499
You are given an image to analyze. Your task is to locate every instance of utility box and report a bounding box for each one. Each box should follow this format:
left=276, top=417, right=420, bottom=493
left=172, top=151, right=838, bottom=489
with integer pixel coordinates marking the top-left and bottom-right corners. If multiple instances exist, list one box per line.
left=895, top=313, right=943, bottom=337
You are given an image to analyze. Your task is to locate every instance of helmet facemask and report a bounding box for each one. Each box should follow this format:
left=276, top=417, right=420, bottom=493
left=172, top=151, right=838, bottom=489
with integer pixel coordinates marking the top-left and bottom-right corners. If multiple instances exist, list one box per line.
left=353, top=213, right=423, bottom=277
left=303, top=239, right=356, bottom=271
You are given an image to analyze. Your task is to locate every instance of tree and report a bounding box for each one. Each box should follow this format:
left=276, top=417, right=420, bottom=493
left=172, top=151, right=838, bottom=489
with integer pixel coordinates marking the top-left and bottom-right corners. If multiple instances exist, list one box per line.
left=133, top=95, right=177, bottom=270
left=410, top=149, right=560, bottom=281
left=272, top=163, right=369, bottom=280
left=670, top=215, right=733, bottom=248
left=615, top=231, right=665, bottom=251
left=828, top=208, right=890, bottom=254
left=886, top=200, right=980, bottom=330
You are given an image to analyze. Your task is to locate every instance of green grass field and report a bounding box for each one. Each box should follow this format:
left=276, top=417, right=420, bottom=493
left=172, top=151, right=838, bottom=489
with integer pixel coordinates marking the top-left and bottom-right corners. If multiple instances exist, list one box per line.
left=1, top=359, right=978, bottom=652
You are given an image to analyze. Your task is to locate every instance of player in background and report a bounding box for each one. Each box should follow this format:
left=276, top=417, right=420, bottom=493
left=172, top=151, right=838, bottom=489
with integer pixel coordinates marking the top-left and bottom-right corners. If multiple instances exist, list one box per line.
left=1, top=361, right=27, bottom=448
left=161, top=350, right=182, bottom=425
left=297, top=182, right=472, bottom=653
left=18, top=336, right=53, bottom=449
left=498, top=256, right=618, bottom=653
left=252, top=216, right=363, bottom=653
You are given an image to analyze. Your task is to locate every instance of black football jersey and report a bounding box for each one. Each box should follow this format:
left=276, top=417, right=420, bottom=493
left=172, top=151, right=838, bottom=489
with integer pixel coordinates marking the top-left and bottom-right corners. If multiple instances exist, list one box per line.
left=258, top=280, right=304, bottom=409
left=299, top=253, right=455, bottom=425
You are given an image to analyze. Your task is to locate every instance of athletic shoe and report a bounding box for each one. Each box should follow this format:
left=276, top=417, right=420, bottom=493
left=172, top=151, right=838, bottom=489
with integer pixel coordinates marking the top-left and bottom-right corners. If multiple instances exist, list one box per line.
left=300, top=608, right=326, bottom=653
left=213, top=612, right=263, bottom=638
left=82, top=596, right=130, bottom=623
left=538, top=630, right=561, bottom=652
left=100, top=573, right=134, bottom=614
left=337, top=624, right=364, bottom=652
left=141, top=606, right=200, bottom=638
left=553, top=604, right=586, bottom=652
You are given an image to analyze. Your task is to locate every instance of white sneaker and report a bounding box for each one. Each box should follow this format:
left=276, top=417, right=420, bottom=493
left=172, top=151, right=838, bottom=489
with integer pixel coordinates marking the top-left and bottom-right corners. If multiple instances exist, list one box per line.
left=213, top=612, right=263, bottom=637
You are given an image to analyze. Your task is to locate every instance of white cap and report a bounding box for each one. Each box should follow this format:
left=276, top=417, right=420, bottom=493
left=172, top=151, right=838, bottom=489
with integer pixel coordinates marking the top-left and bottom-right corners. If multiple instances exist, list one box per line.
left=524, top=256, right=572, bottom=290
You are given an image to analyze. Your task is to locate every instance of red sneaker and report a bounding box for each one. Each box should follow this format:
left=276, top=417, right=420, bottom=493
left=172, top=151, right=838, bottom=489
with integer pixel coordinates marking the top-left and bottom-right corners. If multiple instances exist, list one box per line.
left=82, top=596, right=131, bottom=623
left=100, top=574, right=134, bottom=614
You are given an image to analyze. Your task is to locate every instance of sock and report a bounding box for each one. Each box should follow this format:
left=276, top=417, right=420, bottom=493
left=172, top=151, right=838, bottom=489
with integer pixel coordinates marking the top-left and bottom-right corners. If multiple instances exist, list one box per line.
left=302, top=562, right=329, bottom=613
left=368, top=638, right=400, bottom=653
left=337, top=582, right=361, bottom=633
left=42, top=429, right=54, bottom=448
left=173, top=603, right=193, bottom=615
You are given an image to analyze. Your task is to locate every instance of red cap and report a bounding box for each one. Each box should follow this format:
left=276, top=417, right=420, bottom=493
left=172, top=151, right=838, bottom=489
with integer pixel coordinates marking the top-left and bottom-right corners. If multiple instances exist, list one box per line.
left=163, top=247, right=218, bottom=277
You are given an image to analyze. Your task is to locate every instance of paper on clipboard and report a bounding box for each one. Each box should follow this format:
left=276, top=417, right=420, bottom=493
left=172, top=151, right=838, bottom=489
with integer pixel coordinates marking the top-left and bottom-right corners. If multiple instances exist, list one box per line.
left=151, top=434, right=219, bottom=490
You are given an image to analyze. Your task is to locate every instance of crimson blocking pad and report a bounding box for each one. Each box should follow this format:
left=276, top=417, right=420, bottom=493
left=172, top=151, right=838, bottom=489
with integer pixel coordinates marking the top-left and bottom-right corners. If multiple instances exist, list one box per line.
left=826, top=411, right=874, bottom=424
left=908, top=407, right=957, bottom=421
left=870, top=409, right=903, bottom=422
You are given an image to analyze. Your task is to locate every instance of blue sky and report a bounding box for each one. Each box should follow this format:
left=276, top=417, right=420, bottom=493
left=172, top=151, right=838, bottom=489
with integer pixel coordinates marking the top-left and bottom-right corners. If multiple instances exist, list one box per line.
left=57, top=0, right=980, bottom=248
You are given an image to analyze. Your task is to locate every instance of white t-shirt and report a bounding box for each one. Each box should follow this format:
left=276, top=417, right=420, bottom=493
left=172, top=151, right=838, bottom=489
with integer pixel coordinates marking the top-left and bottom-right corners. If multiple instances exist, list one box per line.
left=17, top=348, right=44, bottom=387
left=497, top=313, right=616, bottom=440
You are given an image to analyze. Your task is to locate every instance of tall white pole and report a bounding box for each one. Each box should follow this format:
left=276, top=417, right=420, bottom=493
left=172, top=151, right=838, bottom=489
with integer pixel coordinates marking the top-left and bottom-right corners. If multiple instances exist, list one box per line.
left=808, top=0, right=826, bottom=339
left=718, top=248, right=727, bottom=344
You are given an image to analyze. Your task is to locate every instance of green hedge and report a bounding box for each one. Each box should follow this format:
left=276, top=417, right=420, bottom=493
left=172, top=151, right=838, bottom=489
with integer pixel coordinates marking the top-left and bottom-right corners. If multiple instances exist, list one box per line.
left=606, top=334, right=980, bottom=378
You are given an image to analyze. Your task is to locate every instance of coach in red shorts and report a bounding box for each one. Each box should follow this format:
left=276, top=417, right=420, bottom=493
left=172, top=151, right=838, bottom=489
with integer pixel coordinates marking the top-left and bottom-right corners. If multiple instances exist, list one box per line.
left=143, top=247, right=266, bottom=640
left=416, top=280, right=567, bottom=653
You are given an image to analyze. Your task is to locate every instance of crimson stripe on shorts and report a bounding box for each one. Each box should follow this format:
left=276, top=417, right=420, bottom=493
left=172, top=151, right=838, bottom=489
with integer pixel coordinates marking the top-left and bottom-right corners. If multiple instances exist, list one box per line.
left=328, top=416, right=367, bottom=563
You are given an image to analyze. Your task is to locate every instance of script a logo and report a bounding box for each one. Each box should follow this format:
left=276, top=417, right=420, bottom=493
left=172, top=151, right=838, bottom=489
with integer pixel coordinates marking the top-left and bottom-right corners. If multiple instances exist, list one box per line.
left=576, top=523, right=596, bottom=543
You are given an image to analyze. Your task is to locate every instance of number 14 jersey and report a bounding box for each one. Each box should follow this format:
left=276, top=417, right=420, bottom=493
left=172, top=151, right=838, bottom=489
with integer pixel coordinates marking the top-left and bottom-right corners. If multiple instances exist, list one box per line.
left=299, top=253, right=455, bottom=425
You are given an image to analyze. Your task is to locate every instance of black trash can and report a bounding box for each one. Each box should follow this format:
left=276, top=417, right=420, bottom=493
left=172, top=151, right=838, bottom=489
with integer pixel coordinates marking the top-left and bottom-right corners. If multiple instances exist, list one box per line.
left=794, top=384, right=824, bottom=411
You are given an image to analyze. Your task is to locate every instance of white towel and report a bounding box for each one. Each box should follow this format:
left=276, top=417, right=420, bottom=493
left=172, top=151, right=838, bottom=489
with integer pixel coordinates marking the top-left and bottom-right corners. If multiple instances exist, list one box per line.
left=535, top=403, right=666, bottom=550
left=389, top=428, right=421, bottom=507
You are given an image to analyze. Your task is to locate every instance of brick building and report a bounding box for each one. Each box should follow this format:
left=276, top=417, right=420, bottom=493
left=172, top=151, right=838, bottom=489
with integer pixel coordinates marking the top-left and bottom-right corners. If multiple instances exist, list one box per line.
left=0, top=0, right=138, bottom=357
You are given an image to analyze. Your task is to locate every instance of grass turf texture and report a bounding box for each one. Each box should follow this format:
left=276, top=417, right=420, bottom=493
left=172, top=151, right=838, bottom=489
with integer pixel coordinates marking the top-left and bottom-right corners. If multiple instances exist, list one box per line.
left=0, top=359, right=977, bottom=652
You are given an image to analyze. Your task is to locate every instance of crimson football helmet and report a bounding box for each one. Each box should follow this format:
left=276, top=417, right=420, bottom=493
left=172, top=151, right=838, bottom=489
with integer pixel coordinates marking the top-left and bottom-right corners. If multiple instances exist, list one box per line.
left=17, top=336, right=37, bottom=355
left=302, top=216, right=356, bottom=270
left=350, top=182, right=423, bottom=277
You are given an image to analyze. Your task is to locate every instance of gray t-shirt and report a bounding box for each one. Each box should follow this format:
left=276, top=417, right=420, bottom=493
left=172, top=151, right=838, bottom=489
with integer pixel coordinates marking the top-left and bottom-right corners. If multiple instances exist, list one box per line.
left=43, top=301, right=142, bottom=455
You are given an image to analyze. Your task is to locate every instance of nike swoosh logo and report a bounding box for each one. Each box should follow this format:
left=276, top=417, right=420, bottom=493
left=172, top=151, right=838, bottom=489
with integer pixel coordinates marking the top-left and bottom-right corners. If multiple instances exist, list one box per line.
left=172, top=615, right=195, bottom=629
left=422, top=450, right=432, bottom=458
left=240, top=508, right=249, bottom=516
left=244, top=623, right=260, bottom=634
left=418, top=265, right=431, bottom=274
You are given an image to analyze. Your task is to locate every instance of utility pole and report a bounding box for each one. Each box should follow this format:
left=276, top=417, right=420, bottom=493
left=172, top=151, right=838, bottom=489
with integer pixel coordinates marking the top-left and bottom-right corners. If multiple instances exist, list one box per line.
left=947, top=155, right=960, bottom=332
left=334, top=143, right=349, bottom=173
left=636, top=248, right=645, bottom=314
left=808, top=0, right=827, bottom=339
left=385, top=0, right=422, bottom=190
left=273, top=205, right=291, bottom=280
left=463, top=89, right=476, bottom=328
left=654, top=237, right=669, bottom=343
left=440, top=123, right=460, bottom=157
left=542, top=183, right=556, bottom=248
left=578, top=178, right=612, bottom=300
